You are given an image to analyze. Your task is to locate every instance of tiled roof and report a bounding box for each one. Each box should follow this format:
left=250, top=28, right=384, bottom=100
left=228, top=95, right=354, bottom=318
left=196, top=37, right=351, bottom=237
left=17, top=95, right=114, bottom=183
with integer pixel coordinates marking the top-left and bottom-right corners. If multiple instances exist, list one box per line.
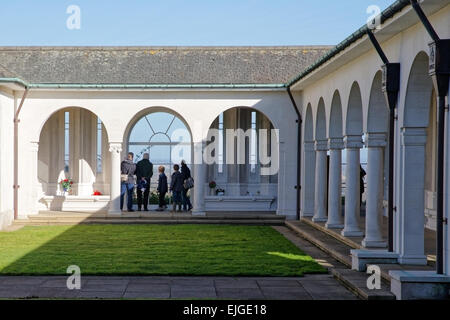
left=0, top=46, right=331, bottom=85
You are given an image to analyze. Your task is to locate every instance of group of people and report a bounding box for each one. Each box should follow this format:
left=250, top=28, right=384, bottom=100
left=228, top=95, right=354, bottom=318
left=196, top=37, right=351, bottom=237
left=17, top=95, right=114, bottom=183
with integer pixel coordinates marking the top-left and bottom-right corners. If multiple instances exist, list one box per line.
left=120, top=152, right=193, bottom=212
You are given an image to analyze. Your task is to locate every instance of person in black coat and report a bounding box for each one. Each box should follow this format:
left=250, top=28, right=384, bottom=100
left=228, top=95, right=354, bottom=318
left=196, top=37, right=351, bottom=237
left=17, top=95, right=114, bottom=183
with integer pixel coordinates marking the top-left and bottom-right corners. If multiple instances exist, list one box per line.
left=135, top=153, right=153, bottom=211
left=180, top=160, right=193, bottom=211
left=170, top=164, right=184, bottom=212
left=360, top=165, right=367, bottom=205
left=156, top=166, right=168, bottom=211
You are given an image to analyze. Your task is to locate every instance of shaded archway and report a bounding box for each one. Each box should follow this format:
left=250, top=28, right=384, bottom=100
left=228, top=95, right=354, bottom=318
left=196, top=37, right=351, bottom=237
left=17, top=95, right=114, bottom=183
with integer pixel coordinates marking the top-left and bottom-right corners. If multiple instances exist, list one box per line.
left=204, top=107, right=279, bottom=212
left=342, top=81, right=365, bottom=237
left=397, top=51, right=435, bottom=265
left=363, top=71, right=389, bottom=248
left=313, top=98, right=328, bottom=222
left=301, top=104, right=315, bottom=217
left=326, top=90, right=344, bottom=229
left=124, top=107, right=193, bottom=191
left=37, top=107, right=110, bottom=210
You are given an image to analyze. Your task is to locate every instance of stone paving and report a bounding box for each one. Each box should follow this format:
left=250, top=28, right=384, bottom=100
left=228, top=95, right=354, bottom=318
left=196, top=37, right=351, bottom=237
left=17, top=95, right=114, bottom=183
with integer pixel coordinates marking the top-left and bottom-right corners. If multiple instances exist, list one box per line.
left=0, top=274, right=357, bottom=300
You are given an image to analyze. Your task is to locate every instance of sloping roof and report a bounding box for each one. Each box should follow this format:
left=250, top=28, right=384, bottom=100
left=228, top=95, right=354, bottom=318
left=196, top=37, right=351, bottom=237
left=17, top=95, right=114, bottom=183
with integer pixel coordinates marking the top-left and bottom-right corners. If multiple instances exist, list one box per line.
left=0, top=46, right=331, bottom=85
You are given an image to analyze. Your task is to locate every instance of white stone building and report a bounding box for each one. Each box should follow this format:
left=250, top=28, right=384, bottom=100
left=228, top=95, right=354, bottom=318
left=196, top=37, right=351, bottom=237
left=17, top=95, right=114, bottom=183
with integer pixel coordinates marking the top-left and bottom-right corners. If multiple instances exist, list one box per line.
left=0, top=0, right=449, bottom=299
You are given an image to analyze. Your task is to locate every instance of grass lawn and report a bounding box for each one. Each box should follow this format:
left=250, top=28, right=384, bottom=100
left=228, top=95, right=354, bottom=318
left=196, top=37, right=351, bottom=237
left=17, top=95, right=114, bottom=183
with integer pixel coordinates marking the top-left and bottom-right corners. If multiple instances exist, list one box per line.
left=0, top=224, right=326, bottom=276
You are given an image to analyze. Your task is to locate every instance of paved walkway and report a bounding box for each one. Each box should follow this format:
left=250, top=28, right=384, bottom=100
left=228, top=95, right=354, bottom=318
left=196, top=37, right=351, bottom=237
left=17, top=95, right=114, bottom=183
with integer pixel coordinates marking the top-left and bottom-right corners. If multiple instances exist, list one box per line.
left=0, top=274, right=357, bottom=300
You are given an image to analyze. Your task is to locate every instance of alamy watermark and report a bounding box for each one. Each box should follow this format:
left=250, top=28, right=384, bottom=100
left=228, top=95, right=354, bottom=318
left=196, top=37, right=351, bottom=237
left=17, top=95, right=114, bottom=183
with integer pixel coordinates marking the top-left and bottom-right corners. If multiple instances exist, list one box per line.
left=366, top=265, right=381, bottom=290
left=66, top=265, right=81, bottom=290
left=67, top=5, right=81, bottom=30
left=367, top=5, right=381, bottom=30
left=167, top=126, right=280, bottom=176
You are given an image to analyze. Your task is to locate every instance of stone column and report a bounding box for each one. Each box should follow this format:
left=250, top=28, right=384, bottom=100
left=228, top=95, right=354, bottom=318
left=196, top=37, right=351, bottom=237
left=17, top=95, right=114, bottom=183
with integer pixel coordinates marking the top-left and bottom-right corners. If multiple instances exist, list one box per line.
left=313, top=139, right=328, bottom=222
left=397, top=128, right=427, bottom=265
left=362, top=133, right=387, bottom=248
left=342, top=135, right=364, bottom=237
left=192, top=140, right=206, bottom=216
left=301, top=141, right=315, bottom=217
left=108, top=142, right=122, bottom=215
left=326, top=138, right=344, bottom=229
left=30, top=141, right=40, bottom=214
left=70, top=109, right=97, bottom=196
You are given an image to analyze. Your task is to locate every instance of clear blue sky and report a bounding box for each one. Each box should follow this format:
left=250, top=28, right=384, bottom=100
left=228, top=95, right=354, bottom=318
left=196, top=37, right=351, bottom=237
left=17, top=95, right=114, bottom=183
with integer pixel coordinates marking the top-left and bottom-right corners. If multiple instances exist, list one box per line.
left=0, top=0, right=395, bottom=46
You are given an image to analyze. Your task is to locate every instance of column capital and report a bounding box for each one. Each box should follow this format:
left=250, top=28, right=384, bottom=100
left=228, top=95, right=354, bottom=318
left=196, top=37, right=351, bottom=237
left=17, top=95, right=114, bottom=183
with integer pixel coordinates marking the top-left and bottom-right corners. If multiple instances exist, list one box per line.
left=365, top=133, right=387, bottom=148
left=401, top=127, right=427, bottom=146
left=315, top=140, right=328, bottom=151
left=109, top=142, right=123, bottom=153
left=328, top=138, right=344, bottom=150
left=344, top=135, right=363, bottom=149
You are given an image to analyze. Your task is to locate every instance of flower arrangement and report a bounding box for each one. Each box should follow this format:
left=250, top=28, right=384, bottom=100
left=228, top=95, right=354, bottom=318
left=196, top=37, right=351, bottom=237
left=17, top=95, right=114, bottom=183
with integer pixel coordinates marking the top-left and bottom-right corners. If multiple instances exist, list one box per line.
left=59, top=179, right=73, bottom=193
left=92, top=190, right=102, bottom=196
left=209, top=181, right=217, bottom=189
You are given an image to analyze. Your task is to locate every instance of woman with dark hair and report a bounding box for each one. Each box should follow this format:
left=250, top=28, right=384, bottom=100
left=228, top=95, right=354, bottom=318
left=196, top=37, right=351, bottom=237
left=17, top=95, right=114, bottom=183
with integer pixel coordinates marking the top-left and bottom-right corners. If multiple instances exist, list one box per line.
left=180, top=160, right=193, bottom=211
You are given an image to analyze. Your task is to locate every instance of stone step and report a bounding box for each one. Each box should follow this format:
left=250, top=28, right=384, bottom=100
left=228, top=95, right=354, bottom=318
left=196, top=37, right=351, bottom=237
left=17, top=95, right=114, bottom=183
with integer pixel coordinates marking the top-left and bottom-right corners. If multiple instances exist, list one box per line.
left=331, top=268, right=396, bottom=300
left=286, top=221, right=394, bottom=283
left=14, top=218, right=286, bottom=226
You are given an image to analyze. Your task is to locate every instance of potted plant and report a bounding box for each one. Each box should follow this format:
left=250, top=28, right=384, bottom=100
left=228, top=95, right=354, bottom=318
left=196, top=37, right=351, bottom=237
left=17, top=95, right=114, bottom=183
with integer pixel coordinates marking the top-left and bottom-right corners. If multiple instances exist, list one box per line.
left=209, top=181, right=217, bottom=196
left=59, top=178, right=73, bottom=196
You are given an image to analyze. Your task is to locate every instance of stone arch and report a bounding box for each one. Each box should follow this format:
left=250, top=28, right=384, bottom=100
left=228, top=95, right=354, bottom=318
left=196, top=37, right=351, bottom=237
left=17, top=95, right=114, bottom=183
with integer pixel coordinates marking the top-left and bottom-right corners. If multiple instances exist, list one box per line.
left=367, top=71, right=388, bottom=134
left=304, top=103, right=314, bottom=142
left=396, top=51, right=435, bottom=264
left=123, top=107, right=194, bottom=186
left=315, top=98, right=327, bottom=141
left=345, top=82, right=363, bottom=136
left=123, top=106, right=193, bottom=149
left=329, top=90, right=343, bottom=139
left=37, top=106, right=110, bottom=199
left=301, top=103, right=316, bottom=217
left=403, top=51, right=434, bottom=128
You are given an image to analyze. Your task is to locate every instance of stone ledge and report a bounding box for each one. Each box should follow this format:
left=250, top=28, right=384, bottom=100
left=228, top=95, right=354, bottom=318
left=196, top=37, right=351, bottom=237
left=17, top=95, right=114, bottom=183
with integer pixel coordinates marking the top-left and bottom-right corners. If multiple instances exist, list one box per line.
left=351, top=249, right=399, bottom=271
left=389, top=270, right=450, bottom=300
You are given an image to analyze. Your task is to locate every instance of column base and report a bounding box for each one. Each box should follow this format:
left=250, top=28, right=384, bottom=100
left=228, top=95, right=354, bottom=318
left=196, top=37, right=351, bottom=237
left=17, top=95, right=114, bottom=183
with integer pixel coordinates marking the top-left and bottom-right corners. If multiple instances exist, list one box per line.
left=301, top=212, right=314, bottom=218
left=351, top=249, right=399, bottom=271
left=108, top=210, right=122, bottom=217
left=341, top=229, right=364, bottom=237
left=192, top=211, right=206, bottom=217
left=325, top=222, right=344, bottom=229
left=390, top=271, right=450, bottom=300
left=312, top=217, right=327, bottom=223
left=362, top=239, right=387, bottom=248
left=398, top=254, right=428, bottom=266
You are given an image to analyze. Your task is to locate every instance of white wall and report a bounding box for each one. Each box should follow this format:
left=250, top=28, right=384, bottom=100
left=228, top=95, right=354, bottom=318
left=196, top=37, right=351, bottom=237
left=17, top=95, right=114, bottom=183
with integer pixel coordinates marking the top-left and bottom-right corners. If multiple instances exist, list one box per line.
left=0, top=89, right=15, bottom=229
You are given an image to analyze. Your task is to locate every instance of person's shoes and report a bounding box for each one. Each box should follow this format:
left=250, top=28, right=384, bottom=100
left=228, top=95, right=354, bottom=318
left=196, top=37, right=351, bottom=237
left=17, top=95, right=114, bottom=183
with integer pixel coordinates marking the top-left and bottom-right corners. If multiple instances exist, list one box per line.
left=188, top=205, right=193, bottom=211
left=128, top=209, right=135, bottom=212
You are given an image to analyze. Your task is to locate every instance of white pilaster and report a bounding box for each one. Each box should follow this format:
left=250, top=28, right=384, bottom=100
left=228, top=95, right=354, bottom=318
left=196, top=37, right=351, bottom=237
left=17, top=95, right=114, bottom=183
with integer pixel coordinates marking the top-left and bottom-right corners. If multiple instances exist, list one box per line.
left=30, top=141, right=40, bottom=215
left=108, top=142, right=122, bottom=215
left=362, top=133, right=387, bottom=248
left=326, top=138, right=344, bottom=229
left=397, top=128, right=427, bottom=265
left=342, top=135, right=364, bottom=237
left=301, top=141, right=315, bottom=217
left=192, top=140, right=206, bottom=216
left=313, top=140, right=328, bottom=222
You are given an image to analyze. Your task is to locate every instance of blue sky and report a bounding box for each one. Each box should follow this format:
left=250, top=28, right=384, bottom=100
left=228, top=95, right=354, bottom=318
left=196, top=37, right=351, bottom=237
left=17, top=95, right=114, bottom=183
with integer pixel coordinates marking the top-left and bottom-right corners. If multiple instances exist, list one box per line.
left=0, top=0, right=394, bottom=46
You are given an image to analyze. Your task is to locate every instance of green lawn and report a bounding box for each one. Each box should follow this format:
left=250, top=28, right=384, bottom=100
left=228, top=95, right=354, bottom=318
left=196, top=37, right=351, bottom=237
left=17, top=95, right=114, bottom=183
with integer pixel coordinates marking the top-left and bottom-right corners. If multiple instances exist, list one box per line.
left=0, top=224, right=326, bottom=276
